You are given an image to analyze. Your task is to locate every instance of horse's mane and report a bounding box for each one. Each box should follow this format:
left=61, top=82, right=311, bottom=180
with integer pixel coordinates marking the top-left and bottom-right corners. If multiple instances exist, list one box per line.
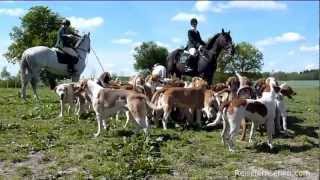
left=75, top=35, right=85, bottom=48
left=206, top=33, right=221, bottom=50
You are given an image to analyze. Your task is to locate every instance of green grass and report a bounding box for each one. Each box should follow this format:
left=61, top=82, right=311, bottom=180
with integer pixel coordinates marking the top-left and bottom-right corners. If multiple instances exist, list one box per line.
left=0, top=85, right=319, bottom=179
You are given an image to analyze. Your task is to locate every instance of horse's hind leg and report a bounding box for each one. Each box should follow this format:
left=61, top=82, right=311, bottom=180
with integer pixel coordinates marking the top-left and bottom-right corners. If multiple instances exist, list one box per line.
left=21, top=76, right=29, bottom=100
left=21, top=72, right=31, bottom=100
left=31, top=76, right=40, bottom=101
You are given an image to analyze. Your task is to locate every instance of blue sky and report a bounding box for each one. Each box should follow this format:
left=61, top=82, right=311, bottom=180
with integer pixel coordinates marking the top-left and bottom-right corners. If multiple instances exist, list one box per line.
left=0, top=1, right=319, bottom=77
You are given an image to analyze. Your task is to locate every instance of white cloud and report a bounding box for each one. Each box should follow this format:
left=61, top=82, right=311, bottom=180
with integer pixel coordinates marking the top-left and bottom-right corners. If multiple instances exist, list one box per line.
left=304, top=64, right=318, bottom=70
left=299, top=44, right=319, bottom=52
left=155, top=41, right=170, bottom=48
left=195, top=1, right=212, bottom=12
left=124, top=30, right=137, bottom=36
left=194, top=1, right=223, bottom=13
left=130, top=41, right=142, bottom=55
left=67, top=16, right=104, bottom=31
left=111, top=38, right=133, bottom=45
left=0, top=8, right=25, bottom=16
left=171, top=12, right=206, bottom=22
left=194, top=1, right=287, bottom=13
left=0, top=1, right=16, bottom=3
left=255, top=32, right=305, bottom=47
left=225, top=1, right=287, bottom=10
left=82, top=50, right=136, bottom=78
left=171, top=37, right=182, bottom=44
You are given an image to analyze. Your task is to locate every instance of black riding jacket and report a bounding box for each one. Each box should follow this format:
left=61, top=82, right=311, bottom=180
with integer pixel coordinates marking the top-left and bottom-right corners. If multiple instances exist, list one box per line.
left=186, top=29, right=206, bottom=50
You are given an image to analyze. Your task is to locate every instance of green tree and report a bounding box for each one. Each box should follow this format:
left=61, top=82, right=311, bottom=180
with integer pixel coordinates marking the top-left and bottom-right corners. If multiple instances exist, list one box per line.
left=219, top=42, right=263, bottom=73
left=0, top=67, right=11, bottom=80
left=133, top=41, right=168, bottom=72
left=4, top=6, right=63, bottom=63
left=3, top=6, right=76, bottom=87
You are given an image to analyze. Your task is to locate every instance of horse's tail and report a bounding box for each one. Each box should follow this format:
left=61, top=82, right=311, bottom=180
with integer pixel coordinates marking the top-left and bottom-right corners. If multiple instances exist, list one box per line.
left=20, top=52, right=31, bottom=82
left=167, top=49, right=182, bottom=77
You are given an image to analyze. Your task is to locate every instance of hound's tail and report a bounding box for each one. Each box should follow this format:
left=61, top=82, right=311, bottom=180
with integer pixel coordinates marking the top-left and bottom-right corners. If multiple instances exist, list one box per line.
left=235, top=72, right=244, bottom=85
left=206, top=101, right=230, bottom=127
left=133, top=93, right=163, bottom=111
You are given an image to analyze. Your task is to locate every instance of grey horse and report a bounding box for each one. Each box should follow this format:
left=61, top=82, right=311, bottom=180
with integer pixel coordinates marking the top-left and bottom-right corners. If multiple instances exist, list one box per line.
left=20, top=33, right=91, bottom=100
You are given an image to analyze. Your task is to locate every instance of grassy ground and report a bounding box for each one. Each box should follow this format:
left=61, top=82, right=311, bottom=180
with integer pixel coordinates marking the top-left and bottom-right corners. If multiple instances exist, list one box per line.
left=0, top=85, right=319, bottom=179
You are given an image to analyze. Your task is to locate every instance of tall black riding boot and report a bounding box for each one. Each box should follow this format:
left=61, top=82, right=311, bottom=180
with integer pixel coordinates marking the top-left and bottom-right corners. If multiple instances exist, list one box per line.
left=67, top=63, right=74, bottom=75
left=184, top=55, right=194, bottom=72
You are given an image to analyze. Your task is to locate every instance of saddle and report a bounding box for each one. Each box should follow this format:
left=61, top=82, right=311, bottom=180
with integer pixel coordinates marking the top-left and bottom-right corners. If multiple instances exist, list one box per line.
left=52, top=48, right=79, bottom=65
left=178, top=50, right=190, bottom=64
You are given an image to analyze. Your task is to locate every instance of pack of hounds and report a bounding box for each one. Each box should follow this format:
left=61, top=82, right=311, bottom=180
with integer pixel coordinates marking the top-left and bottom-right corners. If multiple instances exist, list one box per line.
left=54, top=69, right=296, bottom=152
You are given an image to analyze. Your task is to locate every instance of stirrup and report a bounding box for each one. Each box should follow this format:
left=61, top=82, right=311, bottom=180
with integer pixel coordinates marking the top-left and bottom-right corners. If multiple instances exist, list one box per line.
left=185, top=66, right=193, bottom=72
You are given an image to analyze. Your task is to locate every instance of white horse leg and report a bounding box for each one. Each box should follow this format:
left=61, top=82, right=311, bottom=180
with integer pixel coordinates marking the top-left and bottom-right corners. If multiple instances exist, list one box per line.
left=20, top=56, right=31, bottom=100
left=21, top=76, right=30, bottom=100
left=31, top=75, right=40, bottom=101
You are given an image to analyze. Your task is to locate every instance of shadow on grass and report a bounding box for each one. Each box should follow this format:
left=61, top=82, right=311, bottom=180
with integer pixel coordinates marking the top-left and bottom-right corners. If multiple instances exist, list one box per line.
left=150, top=133, right=181, bottom=142
left=287, top=116, right=319, bottom=138
left=248, top=142, right=318, bottom=154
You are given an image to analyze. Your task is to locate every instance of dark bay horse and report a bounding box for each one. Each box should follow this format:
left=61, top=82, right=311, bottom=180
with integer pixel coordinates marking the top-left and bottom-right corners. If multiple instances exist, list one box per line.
left=167, top=29, right=234, bottom=85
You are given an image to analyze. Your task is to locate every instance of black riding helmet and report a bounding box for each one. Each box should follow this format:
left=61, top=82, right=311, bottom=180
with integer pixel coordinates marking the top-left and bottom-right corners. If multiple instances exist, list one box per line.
left=62, top=19, right=71, bottom=26
left=190, top=18, right=198, bottom=25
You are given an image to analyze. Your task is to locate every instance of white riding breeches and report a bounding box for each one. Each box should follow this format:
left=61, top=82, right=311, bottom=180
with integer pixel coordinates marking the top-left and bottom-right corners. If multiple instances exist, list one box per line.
left=152, top=65, right=167, bottom=79
left=62, top=47, right=78, bottom=57
left=188, top=48, right=196, bottom=56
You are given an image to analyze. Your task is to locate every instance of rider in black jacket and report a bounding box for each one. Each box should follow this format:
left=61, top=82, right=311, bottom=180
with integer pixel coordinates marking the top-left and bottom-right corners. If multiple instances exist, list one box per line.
left=185, top=18, right=206, bottom=72
left=55, top=19, right=81, bottom=74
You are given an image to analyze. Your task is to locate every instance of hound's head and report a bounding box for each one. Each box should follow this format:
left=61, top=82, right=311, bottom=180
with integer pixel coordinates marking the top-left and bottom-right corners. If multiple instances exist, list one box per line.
left=210, top=83, right=228, bottom=92
left=237, top=86, right=255, bottom=99
left=264, top=77, right=281, bottom=93
left=145, top=74, right=161, bottom=91
left=226, top=76, right=240, bottom=92
left=73, top=79, right=88, bottom=96
left=191, top=77, right=208, bottom=89
left=279, top=83, right=297, bottom=99
left=55, top=83, right=74, bottom=100
left=135, top=75, right=145, bottom=86
left=203, top=90, right=218, bottom=119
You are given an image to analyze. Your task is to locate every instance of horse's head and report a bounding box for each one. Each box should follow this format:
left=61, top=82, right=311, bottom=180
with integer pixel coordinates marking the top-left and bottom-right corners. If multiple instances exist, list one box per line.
left=75, top=32, right=91, bottom=53
left=207, top=29, right=234, bottom=59
left=218, top=29, right=234, bottom=59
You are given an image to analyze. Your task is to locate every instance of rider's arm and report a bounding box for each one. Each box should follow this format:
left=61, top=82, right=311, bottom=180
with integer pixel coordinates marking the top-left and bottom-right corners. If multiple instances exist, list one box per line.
left=71, top=32, right=81, bottom=38
left=198, top=32, right=206, bottom=46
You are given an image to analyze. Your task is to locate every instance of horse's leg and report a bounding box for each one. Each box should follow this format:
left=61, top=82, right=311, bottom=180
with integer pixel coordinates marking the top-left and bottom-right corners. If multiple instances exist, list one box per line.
left=21, top=74, right=30, bottom=100
left=31, top=74, right=40, bottom=101
left=20, top=65, right=31, bottom=100
left=72, top=74, right=80, bottom=82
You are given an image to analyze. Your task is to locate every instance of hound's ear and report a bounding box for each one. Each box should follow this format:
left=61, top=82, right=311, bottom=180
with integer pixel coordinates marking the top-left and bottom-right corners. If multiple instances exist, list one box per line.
left=222, top=28, right=225, bottom=34
left=228, top=30, right=230, bottom=35
left=88, top=32, right=90, bottom=36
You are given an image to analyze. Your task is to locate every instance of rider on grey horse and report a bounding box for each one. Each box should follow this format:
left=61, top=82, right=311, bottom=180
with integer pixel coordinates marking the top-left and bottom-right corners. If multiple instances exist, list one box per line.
left=185, top=18, right=206, bottom=72
left=55, top=19, right=81, bottom=74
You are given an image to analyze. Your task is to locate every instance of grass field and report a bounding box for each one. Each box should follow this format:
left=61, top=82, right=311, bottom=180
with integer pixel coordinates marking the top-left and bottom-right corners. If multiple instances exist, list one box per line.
left=0, top=81, right=319, bottom=179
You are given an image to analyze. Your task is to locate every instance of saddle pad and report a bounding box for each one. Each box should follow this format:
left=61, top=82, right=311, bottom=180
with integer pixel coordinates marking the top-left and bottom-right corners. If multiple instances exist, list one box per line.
left=54, top=49, right=79, bottom=65
left=179, top=51, right=189, bottom=64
